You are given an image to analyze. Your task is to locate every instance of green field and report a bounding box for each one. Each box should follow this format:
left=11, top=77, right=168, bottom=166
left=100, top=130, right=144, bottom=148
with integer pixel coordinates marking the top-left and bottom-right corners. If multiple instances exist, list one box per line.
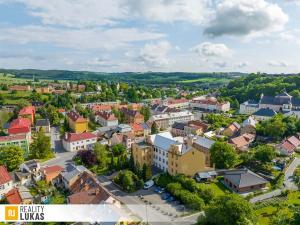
left=179, top=77, right=231, bottom=84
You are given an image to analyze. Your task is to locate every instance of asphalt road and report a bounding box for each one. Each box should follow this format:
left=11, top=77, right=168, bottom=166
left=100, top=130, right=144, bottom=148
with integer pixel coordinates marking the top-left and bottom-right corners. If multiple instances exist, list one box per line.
left=284, top=157, right=300, bottom=190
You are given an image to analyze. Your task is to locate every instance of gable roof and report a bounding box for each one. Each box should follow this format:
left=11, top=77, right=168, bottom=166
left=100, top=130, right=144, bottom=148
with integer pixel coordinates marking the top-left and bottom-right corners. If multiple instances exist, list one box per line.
left=172, top=122, right=186, bottom=130
left=280, top=141, right=295, bottom=153
left=8, top=118, right=31, bottom=133
left=287, top=136, right=300, bottom=147
left=5, top=188, right=22, bottom=204
left=0, top=134, right=27, bottom=142
left=230, top=136, right=249, bottom=148
left=36, top=119, right=50, bottom=127
left=41, top=165, right=64, bottom=175
left=19, top=106, right=35, bottom=116
left=67, top=111, right=87, bottom=123
left=253, top=108, right=277, bottom=117
left=64, top=132, right=97, bottom=142
left=0, top=166, right=12, bottom=185
left=150, top=132, right=178, bottom=151
left=194, top=136, right=215, bottom=150
left=224, top=169, right=268, bottom=188
left=96, top=111, right=117, bottom=121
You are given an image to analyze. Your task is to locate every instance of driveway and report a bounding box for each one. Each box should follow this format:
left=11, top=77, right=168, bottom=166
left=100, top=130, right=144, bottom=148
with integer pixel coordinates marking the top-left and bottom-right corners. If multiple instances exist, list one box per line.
left=50, top=126, right=64, bottom=153
left=98, top=175, right=199, bottom=224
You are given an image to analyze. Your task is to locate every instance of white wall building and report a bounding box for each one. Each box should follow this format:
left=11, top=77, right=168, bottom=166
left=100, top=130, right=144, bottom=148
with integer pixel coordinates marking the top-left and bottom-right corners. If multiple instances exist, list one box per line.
left=239, top=100, right=259, bottom=114
left=62, top=132, right=97, bottom=152
left=0, top=166, right=14, bottom=199
left=190, top=96, right=230, bottom=112
left=95, top=112, right=118, bottom=127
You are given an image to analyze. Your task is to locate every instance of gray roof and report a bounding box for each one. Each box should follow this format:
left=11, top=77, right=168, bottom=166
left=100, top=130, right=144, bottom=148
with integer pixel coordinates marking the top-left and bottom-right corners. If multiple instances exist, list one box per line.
left=61, top=164, right=89, bottom=182
left=194, top=136, right=215, bottom=150
left=150, top=132, right=178, bottom=151
left=172, top=122, right=186, bottom=130
left=19, top=186, right=33, bottom=199
left=253, top=108, right=277, bottom=117
left=260, top=92, right=293, bottom=105
left=36, top=119, right=50, bottom=127
left=224, top=169, right=268, bottom=188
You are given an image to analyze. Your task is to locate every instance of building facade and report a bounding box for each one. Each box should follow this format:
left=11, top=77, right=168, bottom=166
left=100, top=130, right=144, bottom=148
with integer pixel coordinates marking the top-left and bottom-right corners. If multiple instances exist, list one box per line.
left=190, top=96, right=230, bottom=112
left=62, top=132, right=97, bottom=152
left=0, top=134, right=29, bottom=156
left=66, top=111, right=88, bottom=133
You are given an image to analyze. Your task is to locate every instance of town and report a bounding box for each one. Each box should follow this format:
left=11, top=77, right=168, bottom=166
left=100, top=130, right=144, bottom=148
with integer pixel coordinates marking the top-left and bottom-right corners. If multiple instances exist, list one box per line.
left=0, top=72, right=300, bottom=225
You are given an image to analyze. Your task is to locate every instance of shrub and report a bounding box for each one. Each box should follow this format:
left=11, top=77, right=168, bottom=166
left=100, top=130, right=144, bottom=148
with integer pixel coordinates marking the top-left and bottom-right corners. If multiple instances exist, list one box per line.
left=114, top=170, right=143, bottom=193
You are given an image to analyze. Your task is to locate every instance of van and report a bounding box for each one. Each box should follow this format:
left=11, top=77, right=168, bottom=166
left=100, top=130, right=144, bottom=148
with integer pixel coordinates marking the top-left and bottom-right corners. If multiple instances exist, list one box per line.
left=143, top=180, right=154, bottom=189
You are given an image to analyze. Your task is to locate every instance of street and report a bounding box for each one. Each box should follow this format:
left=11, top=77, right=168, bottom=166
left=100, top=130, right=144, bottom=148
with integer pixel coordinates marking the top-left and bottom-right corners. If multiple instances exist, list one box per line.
left=283, top=157, right=300, bottom=190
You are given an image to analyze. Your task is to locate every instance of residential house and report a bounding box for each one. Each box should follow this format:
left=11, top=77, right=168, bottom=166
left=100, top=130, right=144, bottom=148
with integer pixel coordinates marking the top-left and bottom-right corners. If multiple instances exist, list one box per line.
left=259, top=92, right=300, bottom=112
left=222, top=122, right=241, bottom=137
left=130, top=123, right=150, bottom=137
left=240, top=116, right=257, bottom=135
left=276, top=136, right=300, bottom=156
left=95, top=112, right=118, bottom=127
left=224, top=169, right=268, bottom=193
left=8, top=118, right=31, bottom=140
left=171, top=120, right=208, bottom=137
left=20, top=160, right=42, bottom=182
left=5, top=186, right=33, bottom=204
left=36, top=119, right=51, bottom=133
left=41, top=165, right=64, bottom=184
left=190, top=96, right=230, bottom=112
left=62, top=132, right=97, bottom=152
left=9, top=85, right=31, bottom=92
left=36, top=87, right=50, bottom=94
left=111, top=132, right=135, bottom=149
left=0, top=166, right=14, bottom=199
left=116, top=124, right=132, bottom=133
left=91, top=104, right=112, bottom=113
left=149, top=111, right=194, bottom=130
left=67, top=172, right=121, bottom=206
left=56, top=164, right=90, bottom=189
left=0, top=134, right=29, bottom=156
left=253, top=108, right=277, bottom=121
left=9, top=171, right=31, bottom=186
left=230, top=133, right=255, bottom=152
left=18, top=106, right=35, bottom=124
left=133, top=132, right=214, bottom=176
left=195, top=171, right=217, bottom=182
left=66, top=111, right=88, bottom=133
left=120, top=108, right=144, bottom=124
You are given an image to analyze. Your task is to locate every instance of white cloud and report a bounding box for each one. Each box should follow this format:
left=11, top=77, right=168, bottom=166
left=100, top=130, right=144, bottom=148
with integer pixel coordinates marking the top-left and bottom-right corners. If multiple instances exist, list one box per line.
left=0, top=26, right=165, bottom=51
left=204, top=0, right=288, bottom=38
left=268, top=60, right=289, bottom=67
left=278, top=30, right=300, bottom=45
left=191, top=42, right=231, bottom=57
left=237, top=61, right=250, bottom=68
left=214, top=61, right=227, bottom=68
left=139, top=41, right=172, bottom=68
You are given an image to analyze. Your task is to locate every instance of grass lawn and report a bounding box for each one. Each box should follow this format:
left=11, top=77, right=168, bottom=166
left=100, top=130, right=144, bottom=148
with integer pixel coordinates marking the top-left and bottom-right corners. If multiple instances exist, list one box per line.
left=287, top=191, right=300, bottom=205
left=50, top=191, right=66, bottom=204
left=206, top=180, right=230, bottom=196
left=255, top=206, right=277, bottom=225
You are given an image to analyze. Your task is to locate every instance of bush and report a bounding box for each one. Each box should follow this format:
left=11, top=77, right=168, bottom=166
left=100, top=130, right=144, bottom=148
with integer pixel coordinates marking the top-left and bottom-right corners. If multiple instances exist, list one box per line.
left=113, top=170, right=143, bottom=193
left=155, top=173, right=173, bottom=187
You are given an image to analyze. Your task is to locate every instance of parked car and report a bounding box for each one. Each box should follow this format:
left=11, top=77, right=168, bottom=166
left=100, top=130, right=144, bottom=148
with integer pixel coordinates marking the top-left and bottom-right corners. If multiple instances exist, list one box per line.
left=162, top=192, right=171, bottom=200
left=158, top=188, right=165, bottom=194
left=166, top=196, right=175, bottom=202
left=144, top=180, right=154, bottom=189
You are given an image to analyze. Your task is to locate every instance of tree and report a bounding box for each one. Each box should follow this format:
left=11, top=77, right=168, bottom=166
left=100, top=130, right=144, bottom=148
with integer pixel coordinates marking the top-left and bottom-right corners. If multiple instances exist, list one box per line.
left=210, top=142, right=238, bottom=169
left=254, top=145, right=276, bottom=164
left=75, top=150, right=97, bottom=167
left=112, top=144, right=126, bottom=156
left=140, top=105, right=151, bottom=121
left=93, top=143, right=108, bottom=168
left=142, top=164, right=152, bottom=181
left=198, top=194, right=256, bottom=225
left=30, top=130, right=53, bottom=159
left=113, top=170, right=143, bottom=192
left=0, top=146, right=24, bottom=171
left=151, top=122, right=158, bottom=134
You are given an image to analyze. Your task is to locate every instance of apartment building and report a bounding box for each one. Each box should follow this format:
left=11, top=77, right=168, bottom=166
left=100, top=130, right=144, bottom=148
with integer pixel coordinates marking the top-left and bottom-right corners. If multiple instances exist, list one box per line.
left=0, top=134, right=29, bottom=156
left=62, top=132, right=97, bottom=152
left=120, top=108, right=144, bottom=124
left=190, top=96, right=230, bottom=112
left=95, top=112, right=118, bottom=127
left=150, top=111, right=194, bottom=130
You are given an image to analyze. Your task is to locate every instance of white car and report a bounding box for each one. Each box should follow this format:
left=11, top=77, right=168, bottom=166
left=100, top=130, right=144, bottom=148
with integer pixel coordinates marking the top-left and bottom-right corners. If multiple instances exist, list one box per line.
left=143, top=180, right=154, bottom=189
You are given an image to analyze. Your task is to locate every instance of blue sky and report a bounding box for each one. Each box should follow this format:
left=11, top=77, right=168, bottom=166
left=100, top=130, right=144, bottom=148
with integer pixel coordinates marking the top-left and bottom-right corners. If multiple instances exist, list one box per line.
left=0, top=0, right=299, bottom=73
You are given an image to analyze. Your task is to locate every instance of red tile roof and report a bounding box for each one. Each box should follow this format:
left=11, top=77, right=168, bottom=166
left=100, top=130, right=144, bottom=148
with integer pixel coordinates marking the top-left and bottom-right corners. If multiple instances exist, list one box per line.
left=64, top=132, right=97, bottom=142
left=0, top=166, right=12, bottom=185
left=5, top=188, right=22, bottom=204
left=92, top=105, right=112, bottom=112
left=41, top=165, right=64, bottom=175
left=131, top=123, right=143, bottom=132
left=287, top=136, right=300, bottom=148
left=96, top=111, right=117, bottom=121
left=0, top=134, right=27, bottom=142
left=281, top=141, right=295, bottom=153
left=8, top=118, right=31, bottom=134
left=19, top=106, right=35, bottom=116
left=67, top=111, right=87, bottom=123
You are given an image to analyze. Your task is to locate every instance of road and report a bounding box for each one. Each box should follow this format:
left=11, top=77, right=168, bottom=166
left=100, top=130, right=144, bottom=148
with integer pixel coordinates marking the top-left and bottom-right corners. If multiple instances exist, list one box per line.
left=98, top=175, right=199, bottom=224
left=51, top=126, right=64, bottom=153
left=283, top=157, right=300, bottom=190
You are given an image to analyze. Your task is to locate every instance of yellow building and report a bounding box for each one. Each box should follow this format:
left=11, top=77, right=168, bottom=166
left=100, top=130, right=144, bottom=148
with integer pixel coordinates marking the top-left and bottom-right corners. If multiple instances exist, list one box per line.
left=67, top=111, right=88, bottom=133
left=132, top=142, right=153, bottom=167
left=132, top=132, right=214, bottom=177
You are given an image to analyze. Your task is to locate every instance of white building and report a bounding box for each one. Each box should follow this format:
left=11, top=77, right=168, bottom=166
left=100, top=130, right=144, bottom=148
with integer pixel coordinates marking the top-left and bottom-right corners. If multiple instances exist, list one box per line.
left=62, top=132, right=97, bottom=152
left=95, top=112, right=118, bottom=127
left=150, top=111, right=194, bottom=130
left=190, top=96, right=230, bottom=112
left=239, top=100, right=259, bottom=114
left=0, top=166, right=14, bottom=199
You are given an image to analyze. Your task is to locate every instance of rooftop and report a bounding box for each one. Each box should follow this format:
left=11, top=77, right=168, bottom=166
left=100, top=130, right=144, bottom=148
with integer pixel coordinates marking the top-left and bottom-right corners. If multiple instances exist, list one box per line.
left=253, top=108, right=277, bottom=117
left=0, top=166, right=12, bottom=185
left=64, top=132, right=97, bottom=142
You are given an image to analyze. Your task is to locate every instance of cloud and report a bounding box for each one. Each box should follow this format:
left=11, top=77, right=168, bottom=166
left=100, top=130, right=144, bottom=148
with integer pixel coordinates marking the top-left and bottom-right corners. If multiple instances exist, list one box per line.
left=237, top=61, right=250, bottom=68
left=278, top=30, right=300, bottom=45
left=214, top=61, right=227, bottom=68
left=86, top=57, right=120, bottom=67
left=125, top=0, right=212, bottom=24
left=139, top=41, right=172, bottom=68
left=268, top=60, right=289, bottom=67
left=0, top=25, right=165, bottom=51
left=191, top=42, right=231, bottom=57
left=204, top=0, right=288, bottom=38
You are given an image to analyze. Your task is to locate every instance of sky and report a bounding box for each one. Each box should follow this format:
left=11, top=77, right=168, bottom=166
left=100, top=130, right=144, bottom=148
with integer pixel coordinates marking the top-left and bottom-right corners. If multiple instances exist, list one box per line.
left=0, top=0, right=299, bottom=73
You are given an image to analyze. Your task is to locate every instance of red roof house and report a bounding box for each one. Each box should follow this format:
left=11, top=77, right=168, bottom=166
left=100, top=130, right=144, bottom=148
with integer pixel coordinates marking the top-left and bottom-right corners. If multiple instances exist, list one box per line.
left=8, top=118, right=31, bottom=135
left=0, top=166, right=12, bottom=185
left=41, top=165, right=64, bottom=184
left=18, top=106, right=35, bottom=124
left=5, top=188, right=22, bottom=204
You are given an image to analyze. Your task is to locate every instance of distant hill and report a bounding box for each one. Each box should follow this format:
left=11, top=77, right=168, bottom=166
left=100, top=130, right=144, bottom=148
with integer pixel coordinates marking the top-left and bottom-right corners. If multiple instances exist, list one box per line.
left=0, top=69, right=247, bottom=87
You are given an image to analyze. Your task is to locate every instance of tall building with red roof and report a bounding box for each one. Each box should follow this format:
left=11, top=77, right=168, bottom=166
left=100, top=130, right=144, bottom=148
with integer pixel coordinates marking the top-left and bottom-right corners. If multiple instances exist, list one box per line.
left=18, top=106, right=35, bottom=124
left=8, top=118, right=31, bottom=141
left=0, top=166, right=13, bottom=199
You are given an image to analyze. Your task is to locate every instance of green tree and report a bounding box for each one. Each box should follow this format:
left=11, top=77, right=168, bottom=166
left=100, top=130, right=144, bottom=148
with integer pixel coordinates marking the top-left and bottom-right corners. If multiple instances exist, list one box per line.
left=142, top=164, right=152, bottom=181
left=254, top=145, right=276, bottom=164
left=151, top=122, right=158, bottom=134
left=198, top=194, right=256, bottom=225
left=30, top=129, right=54, bottom=159
left=210, top=142, right=238, bottom=169
left=0, top=146, right=24, bottom=171
left=112, top=144, right=126, bottom=156
left=93, top=143, right=108, bottom=168
left=140, top=105, right=151, bottom=121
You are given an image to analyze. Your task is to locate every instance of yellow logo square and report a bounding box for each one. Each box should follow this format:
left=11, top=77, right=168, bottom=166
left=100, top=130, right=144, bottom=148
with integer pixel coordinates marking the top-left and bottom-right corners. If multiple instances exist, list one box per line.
left=5, top=206, right=19, bottom=221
